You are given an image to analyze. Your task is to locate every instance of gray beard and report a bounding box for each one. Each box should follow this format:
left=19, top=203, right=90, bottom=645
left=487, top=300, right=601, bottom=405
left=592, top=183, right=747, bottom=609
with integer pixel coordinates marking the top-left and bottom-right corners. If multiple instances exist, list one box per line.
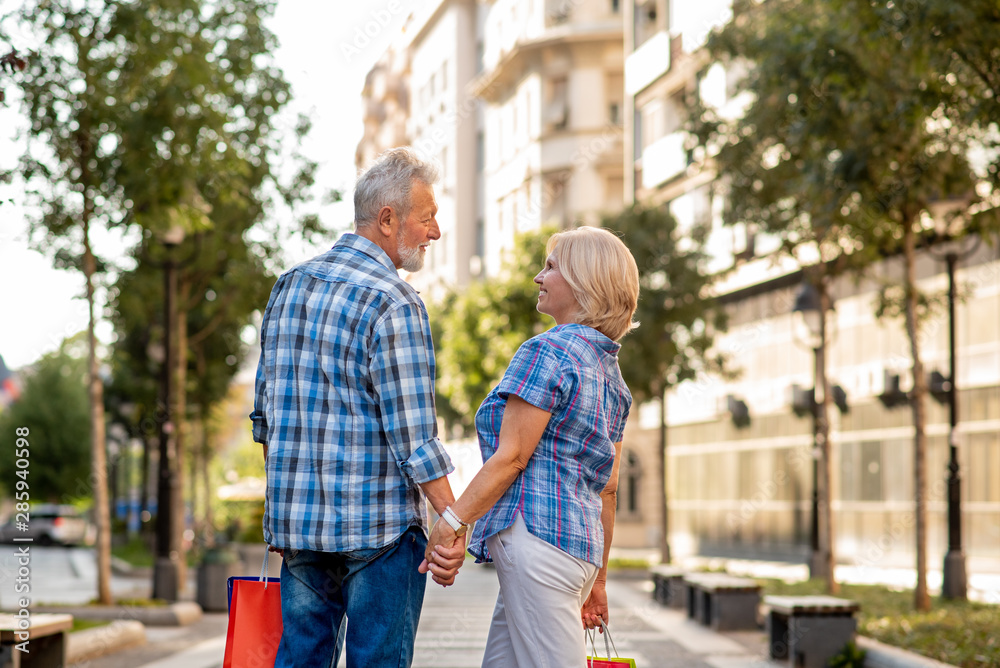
left=399, top=241, right=424, bottom=272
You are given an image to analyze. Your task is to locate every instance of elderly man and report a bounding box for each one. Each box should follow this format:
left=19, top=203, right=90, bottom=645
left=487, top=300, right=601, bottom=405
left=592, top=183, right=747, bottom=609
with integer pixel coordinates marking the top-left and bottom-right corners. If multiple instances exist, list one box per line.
left=251, top=147, right=465, bottom=667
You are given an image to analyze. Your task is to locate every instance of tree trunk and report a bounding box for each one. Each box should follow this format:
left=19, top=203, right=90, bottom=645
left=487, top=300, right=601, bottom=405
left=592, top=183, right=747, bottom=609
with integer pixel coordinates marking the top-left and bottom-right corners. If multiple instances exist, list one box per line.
left=201, top=402, right=216, bottom=549
left=902, top=217, right=931, bottom=612
left=140, top=432, right=151, bottom=532
left=83, top=219, right=113, bottom=605
left=173, top=281, right=189, bottom=591
left=658, top=388, right=671, bottom=564
left=816, top=279, right=839, bottom=595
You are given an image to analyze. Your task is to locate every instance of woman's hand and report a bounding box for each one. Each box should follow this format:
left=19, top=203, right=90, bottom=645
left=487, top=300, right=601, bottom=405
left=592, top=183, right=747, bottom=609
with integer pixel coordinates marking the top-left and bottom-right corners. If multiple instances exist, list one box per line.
left=581, top=581, right=609, bottom=630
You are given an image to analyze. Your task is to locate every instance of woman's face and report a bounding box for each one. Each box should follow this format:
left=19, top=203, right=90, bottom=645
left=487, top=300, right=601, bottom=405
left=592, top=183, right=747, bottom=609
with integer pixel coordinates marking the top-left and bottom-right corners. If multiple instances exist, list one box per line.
left=534, top=252, right=580, bottom=325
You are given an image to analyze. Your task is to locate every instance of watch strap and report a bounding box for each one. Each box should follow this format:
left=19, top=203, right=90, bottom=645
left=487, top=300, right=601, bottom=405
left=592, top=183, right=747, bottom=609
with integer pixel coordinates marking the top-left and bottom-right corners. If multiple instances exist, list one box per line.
left=442, top=506, right=467, bottom=533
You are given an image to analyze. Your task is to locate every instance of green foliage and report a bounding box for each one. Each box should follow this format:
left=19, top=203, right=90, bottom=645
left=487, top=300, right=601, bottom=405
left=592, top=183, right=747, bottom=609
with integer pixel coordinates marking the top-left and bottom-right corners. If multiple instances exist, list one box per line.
left=603, top=204, right=728, bottom=404
left=687, top=0, right=999, bottom=608
left=431, top=228, right=554, bottom=435
left=827, top=641, right=866, bottom=668
left=898, top=0, right=1000, bottom=198
left=111, top=535, right=154, bottom=568
left=690, top=0, right=983, bottom=268
left=760, top=579, right=1000, bottom=668
left=0, top=336, right=91, bottom=501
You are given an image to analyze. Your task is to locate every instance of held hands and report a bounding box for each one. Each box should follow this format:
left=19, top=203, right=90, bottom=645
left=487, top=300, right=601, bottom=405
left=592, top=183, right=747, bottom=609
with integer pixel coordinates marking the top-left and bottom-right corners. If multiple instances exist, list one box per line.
left=418, top=517, right=467, bottom=587
left=581, top=580, right=609, bottom=631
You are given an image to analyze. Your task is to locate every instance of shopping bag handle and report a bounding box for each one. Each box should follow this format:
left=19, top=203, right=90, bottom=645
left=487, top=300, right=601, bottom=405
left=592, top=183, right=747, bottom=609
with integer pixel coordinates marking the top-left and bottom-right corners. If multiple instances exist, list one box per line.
left=587, top=620, right=618, bottom=659
left=261, top=546, right=270, bottom=588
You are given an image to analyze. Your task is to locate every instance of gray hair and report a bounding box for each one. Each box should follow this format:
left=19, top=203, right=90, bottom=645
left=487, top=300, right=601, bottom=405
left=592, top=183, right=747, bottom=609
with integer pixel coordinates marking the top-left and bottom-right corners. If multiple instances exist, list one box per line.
left=354, top=147, right=440, bottom=229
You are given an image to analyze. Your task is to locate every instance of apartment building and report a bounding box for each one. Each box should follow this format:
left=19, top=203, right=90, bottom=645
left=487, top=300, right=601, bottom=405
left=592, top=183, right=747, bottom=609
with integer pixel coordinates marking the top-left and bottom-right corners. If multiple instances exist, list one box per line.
left=471, top=0, right=626, bottom=276
left=622, top=0, right=1000, bottom=572
left=357, top=0, right=483, bottom=302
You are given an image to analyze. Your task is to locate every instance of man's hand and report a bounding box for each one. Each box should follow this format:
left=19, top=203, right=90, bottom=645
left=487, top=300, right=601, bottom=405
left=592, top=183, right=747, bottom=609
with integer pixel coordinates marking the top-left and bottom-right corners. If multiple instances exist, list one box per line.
left=418, top=517, right=466, bottom=586
left=267, top=544, right=284, bottom=558
left=581, top=581, right=609, bottom=630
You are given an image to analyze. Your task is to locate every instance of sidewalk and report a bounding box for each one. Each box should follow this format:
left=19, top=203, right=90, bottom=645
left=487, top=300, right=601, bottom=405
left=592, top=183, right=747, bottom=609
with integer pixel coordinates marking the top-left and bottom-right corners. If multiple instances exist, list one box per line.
left=78, top=564, right=779, bottom=668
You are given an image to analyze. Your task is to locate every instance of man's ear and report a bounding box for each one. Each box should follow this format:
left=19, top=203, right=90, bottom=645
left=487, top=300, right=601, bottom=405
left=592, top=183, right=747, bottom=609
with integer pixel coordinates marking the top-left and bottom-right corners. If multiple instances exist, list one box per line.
left=376, top=205, right=395, bottom=237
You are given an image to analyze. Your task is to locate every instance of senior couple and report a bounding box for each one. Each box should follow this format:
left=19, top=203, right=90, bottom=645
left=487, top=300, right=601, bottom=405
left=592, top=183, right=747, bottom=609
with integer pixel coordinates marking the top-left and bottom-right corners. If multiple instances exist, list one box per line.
left=251, top=147, right=640, bottom=667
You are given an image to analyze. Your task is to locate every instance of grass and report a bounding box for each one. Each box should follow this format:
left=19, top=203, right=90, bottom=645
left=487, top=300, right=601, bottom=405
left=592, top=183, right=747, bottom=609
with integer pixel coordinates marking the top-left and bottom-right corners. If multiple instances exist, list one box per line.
left=759, top=578, right=1000, bottom=668
left=607, top=557, right=653, bottom=571
left=111, top=536, right=154, bottom=568
left=71, top=618, right=111, bottom=633
left=111, top=534, right=204, bottom=568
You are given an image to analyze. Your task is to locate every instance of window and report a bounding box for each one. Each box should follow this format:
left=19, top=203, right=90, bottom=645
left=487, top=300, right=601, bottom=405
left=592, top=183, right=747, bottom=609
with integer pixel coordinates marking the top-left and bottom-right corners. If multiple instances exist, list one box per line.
left=639, top=98, right=664, bottom=149
left=617, top=450, right=642, bottom=517
left=546, top=77, right=569, bottom=130
left=634, top=0, right=659, bottom=48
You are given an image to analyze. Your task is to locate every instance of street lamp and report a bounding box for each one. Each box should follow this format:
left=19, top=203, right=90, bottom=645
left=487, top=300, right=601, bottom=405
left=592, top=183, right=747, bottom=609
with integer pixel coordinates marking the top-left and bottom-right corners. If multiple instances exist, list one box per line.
left=792, top=280, right=837, bottom=590
left=927, top=198, right=978, bottom=601
left=153, top=224, right=185, bottom=601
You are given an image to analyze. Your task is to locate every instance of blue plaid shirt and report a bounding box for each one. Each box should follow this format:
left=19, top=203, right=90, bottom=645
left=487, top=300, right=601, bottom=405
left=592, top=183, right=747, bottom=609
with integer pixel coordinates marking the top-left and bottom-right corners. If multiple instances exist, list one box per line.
left=467, top=324, right=632, bottom=568
left=250, top=233, right=454, bottom=552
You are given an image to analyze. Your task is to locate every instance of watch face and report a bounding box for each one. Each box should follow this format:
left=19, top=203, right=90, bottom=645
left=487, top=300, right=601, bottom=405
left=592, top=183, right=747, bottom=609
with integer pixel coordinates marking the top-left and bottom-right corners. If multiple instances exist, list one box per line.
left=455, top=524, right=468, bottom=537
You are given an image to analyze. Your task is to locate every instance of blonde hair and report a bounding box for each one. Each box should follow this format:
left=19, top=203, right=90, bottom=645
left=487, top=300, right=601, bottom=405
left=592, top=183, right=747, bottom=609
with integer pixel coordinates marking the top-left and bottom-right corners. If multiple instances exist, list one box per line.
left=546, top=227, right=640, bottom=341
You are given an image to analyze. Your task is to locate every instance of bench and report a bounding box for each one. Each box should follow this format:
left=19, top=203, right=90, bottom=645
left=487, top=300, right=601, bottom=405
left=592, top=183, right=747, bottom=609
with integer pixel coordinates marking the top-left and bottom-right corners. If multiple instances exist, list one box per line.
left=649, top=565, right=687, bottom=609
left=683, top=573, right=762, bottom=631
left=0, top=613, right=73, bottom=668
left=765, top=595, right=860, bottom=668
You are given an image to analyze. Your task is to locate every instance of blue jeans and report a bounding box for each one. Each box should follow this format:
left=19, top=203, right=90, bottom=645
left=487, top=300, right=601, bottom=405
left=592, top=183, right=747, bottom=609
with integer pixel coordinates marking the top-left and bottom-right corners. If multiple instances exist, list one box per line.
left=274, top=526, right=428, bottom=668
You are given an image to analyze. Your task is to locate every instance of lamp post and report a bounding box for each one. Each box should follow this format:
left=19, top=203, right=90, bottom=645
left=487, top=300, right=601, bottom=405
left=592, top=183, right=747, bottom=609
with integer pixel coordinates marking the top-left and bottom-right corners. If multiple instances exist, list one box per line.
left=153, top=225, right=185, bottom=601
left=927, top=198, right=977, bottom=601
left=940, top=251, right=967, bottom=600
left=793, top=280, right=836, bottom=590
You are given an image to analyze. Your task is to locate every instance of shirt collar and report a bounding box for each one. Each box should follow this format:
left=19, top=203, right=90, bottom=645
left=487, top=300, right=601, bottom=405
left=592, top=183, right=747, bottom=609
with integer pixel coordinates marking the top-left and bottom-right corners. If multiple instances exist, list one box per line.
left=554, top=323, right=621, bottom=356
left=336, top=232, right=399, bottom=274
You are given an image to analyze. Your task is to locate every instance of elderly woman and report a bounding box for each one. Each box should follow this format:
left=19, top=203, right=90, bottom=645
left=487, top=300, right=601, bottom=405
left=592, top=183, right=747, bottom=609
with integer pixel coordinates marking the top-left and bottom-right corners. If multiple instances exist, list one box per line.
left=423, top=226, right=639, bottom=667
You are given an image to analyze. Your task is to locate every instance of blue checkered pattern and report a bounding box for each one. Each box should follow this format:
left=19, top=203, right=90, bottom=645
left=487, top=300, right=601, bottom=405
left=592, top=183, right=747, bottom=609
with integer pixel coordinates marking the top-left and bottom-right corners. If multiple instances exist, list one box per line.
left=250, top=233, right=454, bottom=552
left=467, top=324, right=632, bottom=568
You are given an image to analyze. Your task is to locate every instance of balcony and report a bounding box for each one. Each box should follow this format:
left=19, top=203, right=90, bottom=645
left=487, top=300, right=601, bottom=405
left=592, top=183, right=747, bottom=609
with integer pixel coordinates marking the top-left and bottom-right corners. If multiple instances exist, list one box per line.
left=625, top=30, right=670, bottom=95
left=641, top=131, right=688, bottom=189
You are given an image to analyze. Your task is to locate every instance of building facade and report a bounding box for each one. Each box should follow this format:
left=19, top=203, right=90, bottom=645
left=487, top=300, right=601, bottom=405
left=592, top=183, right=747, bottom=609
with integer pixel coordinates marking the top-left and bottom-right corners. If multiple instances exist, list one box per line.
left=471, top=0, right=626, bottom=276
left=621, top=0, right=1000, bottom=576
left=357, top=0, right=483, bottom=302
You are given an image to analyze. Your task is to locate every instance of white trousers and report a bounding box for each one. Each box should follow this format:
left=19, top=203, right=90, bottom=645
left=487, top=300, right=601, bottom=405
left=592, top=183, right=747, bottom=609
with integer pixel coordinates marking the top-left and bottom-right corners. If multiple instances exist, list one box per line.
left=481, top=514, right=599, bottom=668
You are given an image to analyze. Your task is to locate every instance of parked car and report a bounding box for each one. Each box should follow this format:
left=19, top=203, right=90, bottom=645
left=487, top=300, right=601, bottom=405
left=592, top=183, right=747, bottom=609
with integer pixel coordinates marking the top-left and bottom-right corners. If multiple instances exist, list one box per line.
left=0, top=504, right=92, bottom=546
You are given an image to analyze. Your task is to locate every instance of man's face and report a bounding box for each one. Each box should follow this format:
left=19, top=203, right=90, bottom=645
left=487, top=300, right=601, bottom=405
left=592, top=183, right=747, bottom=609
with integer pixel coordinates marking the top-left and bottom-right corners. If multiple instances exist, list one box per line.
left=395, top=180, right=440, bottom=272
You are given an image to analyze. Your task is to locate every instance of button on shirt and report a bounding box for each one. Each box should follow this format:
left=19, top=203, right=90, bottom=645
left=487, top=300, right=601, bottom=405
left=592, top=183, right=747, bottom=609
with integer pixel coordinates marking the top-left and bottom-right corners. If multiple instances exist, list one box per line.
left=250, top=233, right=454, bottom=552
left=467, top=324, right=632, bottom=568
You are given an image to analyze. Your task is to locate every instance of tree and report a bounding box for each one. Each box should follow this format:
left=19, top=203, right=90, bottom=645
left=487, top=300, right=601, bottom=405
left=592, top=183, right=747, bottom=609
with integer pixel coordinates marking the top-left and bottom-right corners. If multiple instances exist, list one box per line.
left=690, top=0, right=990, bottom=608
left=431, top=228, right=554, bottom=436
left=0, top=336, right=91, bottom=501
left=4, top=0, right=325, bottom=602
left=108, top=225, right=275, bottom=550
left=0, top=48, right=25, bottom=103
left=603, top=205, right=728, bottom=563
left=3, top=0, right=131, bottom=604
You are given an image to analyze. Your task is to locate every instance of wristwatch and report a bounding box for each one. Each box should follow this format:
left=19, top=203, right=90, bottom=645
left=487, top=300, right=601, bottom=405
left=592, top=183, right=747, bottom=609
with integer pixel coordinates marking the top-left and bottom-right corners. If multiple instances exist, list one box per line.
left=441, top=506, right=469, bottom=537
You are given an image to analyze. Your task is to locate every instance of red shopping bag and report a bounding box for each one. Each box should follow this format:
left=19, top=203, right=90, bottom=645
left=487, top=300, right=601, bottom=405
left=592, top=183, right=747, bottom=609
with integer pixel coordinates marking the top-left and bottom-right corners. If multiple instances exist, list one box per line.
left=222, top=575, right=283, bottom=668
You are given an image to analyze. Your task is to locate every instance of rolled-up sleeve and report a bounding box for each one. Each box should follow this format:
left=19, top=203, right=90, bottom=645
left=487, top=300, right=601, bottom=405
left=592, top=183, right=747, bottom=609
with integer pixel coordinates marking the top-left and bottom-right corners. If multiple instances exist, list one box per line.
left=249, top=352, right=269, bottom=445
left=249, top=285, right=278, bottom=445
left=370, top=301, right=454, bottom=485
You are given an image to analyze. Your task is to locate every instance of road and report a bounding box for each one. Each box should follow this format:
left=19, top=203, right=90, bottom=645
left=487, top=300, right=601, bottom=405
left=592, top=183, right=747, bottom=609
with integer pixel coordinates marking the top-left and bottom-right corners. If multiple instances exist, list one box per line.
left=0, top=544, right=154, bottom=608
